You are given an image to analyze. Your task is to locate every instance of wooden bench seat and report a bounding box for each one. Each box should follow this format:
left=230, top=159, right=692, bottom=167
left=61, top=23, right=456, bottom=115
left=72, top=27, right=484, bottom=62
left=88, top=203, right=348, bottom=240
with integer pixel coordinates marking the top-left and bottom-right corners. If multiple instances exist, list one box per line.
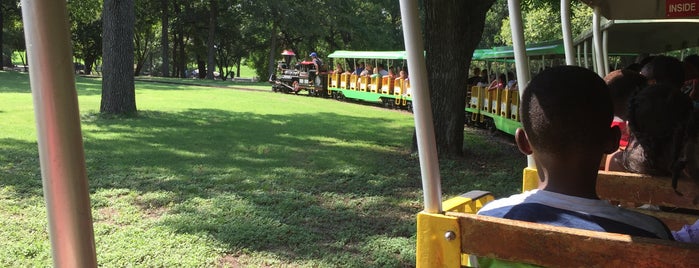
left=596, top=171, right=699, bottom=230
left=448, top=212, right=699, bottom=267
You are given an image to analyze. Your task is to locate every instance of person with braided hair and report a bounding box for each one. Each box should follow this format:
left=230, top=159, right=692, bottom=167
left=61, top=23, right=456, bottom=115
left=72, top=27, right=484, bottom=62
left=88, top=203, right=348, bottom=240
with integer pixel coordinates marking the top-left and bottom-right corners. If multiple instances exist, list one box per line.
left=606, top=84, right=693, bottom=175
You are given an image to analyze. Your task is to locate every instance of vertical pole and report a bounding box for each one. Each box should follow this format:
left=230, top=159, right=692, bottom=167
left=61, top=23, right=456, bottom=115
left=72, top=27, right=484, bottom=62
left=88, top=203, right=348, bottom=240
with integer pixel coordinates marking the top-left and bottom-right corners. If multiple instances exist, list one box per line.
left=602, top=29, right=609, bottom=75
left=399, top=0, right=442, bottom=214
left=507, top=0, right=534, bottom=168
left=20, top=0, right=97, bottom=267
left=592, top=8, right=605, bottom=77
left=584, top=40, right=589, bottom=69
left=560, top=0, right=575, bottom=65
left=576, top=45, right=581, bottom=66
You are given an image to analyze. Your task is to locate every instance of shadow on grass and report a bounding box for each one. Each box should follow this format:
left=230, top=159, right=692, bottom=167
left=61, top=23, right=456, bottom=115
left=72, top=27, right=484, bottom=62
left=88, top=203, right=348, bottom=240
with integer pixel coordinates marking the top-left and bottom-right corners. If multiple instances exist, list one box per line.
left=0, top=108, right=523, bottom=267
left=0, top=71, right=31, bottom=93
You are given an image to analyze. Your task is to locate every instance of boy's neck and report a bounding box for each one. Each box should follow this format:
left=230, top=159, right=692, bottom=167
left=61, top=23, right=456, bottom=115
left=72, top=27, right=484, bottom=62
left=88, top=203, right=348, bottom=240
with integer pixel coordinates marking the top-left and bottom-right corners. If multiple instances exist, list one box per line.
left=536, top=156, right=600, bottom=200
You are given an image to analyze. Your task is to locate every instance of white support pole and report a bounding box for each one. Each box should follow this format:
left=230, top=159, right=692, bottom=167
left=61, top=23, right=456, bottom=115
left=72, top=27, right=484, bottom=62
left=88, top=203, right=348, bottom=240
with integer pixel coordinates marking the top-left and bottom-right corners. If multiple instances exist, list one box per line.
left=584, top=40, right=589, bottom=69
left=560, top=0, right=575, bottom=65
left=20, top=0, right=97, bottom=267
left=592, top=8, right=605, bottom=77
left=507, top=0, right=534, bottom=168
left=602, top=29, right=609, bottom=75
left=577, top=45, right=582, bottom=66
left=399, top=0, right=442, bottom=214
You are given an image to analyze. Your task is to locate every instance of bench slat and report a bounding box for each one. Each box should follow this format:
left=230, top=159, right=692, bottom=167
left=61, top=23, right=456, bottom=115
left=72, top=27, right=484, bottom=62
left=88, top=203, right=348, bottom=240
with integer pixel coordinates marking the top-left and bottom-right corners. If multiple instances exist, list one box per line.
left=448, top=212, right=699, bottom=268
left=596, top=171, right=699, bottom=210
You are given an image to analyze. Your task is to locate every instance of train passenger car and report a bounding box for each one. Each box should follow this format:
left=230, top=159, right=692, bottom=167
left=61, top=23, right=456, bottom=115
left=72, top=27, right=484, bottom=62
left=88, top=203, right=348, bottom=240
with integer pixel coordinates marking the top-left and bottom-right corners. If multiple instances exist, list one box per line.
left=326, top=50, right=414, bottom=110
left=465, top=40, right=567, bottom=136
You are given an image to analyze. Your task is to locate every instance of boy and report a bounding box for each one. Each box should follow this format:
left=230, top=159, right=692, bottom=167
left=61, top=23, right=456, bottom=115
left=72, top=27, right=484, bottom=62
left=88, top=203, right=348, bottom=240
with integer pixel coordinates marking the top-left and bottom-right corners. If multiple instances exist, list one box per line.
left=477, top=66, right=672, bottom=240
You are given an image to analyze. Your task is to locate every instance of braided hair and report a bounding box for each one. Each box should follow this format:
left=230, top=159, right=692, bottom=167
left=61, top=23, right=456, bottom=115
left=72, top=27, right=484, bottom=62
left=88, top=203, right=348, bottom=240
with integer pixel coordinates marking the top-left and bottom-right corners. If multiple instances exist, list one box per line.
left=623, top=84, right=693, bottom=186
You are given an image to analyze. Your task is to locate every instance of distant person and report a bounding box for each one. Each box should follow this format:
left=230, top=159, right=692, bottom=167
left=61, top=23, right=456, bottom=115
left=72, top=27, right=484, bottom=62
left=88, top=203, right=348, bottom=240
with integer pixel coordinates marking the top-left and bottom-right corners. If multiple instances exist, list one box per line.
left=640, top=55, right=685, bottom=89
left=467, top=67, right=482, bottom=86
left=477, top=69, right=489, bottom=87
left=334, top=63, right=344, bottom=74
left=487, top=74, right=506, bottom=91
left=478, top=66, right=672, bottom=242
left=377, top=64, right=389, bottom=76
left=310, top=52, right=323, bottom=72
left=506, top=72, right=517, bottom=90
left=354, top=62, right=365, bottom=75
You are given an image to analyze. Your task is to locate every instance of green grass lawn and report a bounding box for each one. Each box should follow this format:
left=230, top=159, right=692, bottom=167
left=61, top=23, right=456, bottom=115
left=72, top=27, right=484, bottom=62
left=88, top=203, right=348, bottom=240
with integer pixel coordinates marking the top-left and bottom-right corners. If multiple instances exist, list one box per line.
left=0, top=71, right=524, bottom=267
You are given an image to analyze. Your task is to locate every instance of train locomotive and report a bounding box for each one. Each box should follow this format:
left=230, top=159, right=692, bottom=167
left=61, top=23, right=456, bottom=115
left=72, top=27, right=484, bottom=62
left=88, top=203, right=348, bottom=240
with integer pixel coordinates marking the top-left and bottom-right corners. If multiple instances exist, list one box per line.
left=269, top=50, right=328, bottom=97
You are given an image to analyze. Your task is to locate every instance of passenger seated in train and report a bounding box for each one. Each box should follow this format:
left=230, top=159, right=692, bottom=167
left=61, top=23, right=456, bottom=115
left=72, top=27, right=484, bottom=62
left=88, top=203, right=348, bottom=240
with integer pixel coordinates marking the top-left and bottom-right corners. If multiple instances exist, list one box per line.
left=603, top=69, right=646, bottom=149
left=640, top=55, right=685, bottom=90
left=506, top=71, right=517, bottom=91
left=360, top=63, right=373, bottom=76
left=387, top=67, right=396, bottom=79
left=377, top=64, right=389, bottom=76
left=487, top=74, right=506, bottom=91
left=476, top=69, right=489, bottom=87
left=478, top=66, right=673, bottom=240
left=353, top=62, right=365, bottom=75
left=606, top=84, right=693, bottom=177
left=683, top=54, right=699, bottom=108
left=333, top=63, right=344, bottom=74
left=468, top=67, right=481, bottom=86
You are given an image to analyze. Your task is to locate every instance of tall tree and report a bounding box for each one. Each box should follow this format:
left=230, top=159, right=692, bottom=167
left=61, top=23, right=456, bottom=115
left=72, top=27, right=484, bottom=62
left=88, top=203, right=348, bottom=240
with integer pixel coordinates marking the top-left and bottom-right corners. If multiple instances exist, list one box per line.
left=424, top=0, right=495, bottom=157
left=68, top=0, right=102, bottom=75
left=1, top=1, right=21, bottom=67
left=134, top=0, right=159, bottom=76
left=205, top=0, right=217, bottom=79
left=160, top=0, right=170, bottom=77
left=101, top=0, right=137, bottom=115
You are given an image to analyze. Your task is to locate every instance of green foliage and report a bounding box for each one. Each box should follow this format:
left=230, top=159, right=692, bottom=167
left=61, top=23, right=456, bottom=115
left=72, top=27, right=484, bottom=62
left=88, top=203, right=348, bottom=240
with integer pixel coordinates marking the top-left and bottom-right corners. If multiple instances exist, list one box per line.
left=499, top=1, right=592, bottom=45
left=479, top=0, right=509, bottom=48
left=0, top=70, right=523, bottom=267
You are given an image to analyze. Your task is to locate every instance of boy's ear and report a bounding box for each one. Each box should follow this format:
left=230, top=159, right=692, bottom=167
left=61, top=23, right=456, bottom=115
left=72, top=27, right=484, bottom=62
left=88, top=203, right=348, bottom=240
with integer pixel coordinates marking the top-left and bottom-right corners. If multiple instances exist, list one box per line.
left=604, top=125, right=622, bottom=154
left=515, top=128, right=533, bottom=155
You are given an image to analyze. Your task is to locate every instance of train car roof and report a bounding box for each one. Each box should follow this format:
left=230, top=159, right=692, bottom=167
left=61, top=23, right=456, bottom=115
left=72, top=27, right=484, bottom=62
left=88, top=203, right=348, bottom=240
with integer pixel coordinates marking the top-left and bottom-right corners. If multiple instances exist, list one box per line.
left=480, top=40, right=565, bottom=59
left=573, top=19, right=699, bottom=53
left=328, top=50, right=410, bottom=60
left=580, top=0, right=699, bottom=20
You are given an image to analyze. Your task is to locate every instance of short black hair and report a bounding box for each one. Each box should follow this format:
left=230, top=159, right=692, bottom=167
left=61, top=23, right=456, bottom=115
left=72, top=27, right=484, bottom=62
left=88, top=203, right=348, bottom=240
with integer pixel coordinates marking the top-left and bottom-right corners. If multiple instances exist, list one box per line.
left=640, top=55, right=685, bottom=89
left=521, top=66, right=613, bottom=155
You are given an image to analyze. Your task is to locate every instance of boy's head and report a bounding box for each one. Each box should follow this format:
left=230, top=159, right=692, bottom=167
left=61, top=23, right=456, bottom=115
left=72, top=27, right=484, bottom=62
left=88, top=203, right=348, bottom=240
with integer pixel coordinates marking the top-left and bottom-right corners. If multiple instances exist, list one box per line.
left=604, top=69, right=646, bottom=120
left=518, top=66, right=618, bottom=158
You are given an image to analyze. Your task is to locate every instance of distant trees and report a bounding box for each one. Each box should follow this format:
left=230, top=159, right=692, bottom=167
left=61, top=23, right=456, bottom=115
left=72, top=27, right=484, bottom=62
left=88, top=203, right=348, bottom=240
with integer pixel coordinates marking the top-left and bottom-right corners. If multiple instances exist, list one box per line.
left=1, top=1, right=22, bottom=67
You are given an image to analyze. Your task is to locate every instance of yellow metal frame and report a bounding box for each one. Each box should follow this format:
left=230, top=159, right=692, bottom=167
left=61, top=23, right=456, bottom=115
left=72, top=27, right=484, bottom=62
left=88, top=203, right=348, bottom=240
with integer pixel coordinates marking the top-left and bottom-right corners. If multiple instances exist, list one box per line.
left=416, top=169, right=537, bottom=268
left=416, top=191, right=496, bottom=268
left=522, top=167, right=539, bottom=192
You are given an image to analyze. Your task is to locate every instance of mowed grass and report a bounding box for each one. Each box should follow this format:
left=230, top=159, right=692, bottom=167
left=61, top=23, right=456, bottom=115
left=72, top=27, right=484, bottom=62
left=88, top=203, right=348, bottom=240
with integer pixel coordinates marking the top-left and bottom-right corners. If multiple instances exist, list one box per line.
left=0, top=71, right=524, bottom=267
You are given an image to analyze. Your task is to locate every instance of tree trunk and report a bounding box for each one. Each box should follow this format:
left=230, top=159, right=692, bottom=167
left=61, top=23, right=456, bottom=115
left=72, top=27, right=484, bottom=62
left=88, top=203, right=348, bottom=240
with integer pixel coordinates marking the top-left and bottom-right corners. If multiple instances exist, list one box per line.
left=0, top=6, right=5, bottom=67
left=206, top=0, right=217, bottom=80
left=267, top=24, right=277, bottom=80
left=101, top=0, right=137, bottom=115
left=423, top=0, right=494, bottom=157
left=160, top=0, right=170, bottom=77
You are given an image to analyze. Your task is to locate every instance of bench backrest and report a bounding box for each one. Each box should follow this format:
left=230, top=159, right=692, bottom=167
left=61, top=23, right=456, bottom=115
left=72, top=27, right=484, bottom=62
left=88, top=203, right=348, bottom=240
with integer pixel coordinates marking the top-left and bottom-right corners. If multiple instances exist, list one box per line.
left=447, top=211, right=699, bottom=268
